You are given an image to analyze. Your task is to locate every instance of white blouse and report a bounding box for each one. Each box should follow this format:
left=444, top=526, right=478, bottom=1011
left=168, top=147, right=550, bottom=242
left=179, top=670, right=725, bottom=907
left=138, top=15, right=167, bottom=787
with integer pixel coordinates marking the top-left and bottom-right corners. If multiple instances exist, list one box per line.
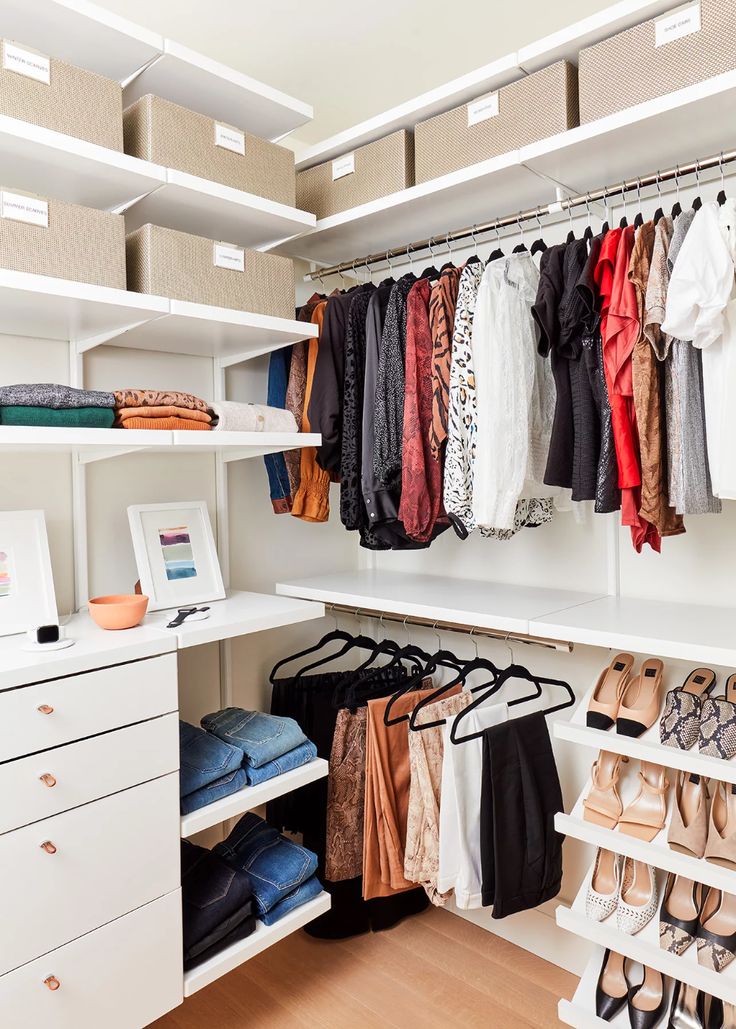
left=662, top=200, right=736, bottom=499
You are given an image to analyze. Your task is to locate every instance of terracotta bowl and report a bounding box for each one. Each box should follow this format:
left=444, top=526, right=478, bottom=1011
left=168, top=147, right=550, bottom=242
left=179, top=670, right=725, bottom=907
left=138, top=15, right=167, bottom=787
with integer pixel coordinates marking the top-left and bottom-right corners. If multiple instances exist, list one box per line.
left=88, top=594, right=149, bottom=630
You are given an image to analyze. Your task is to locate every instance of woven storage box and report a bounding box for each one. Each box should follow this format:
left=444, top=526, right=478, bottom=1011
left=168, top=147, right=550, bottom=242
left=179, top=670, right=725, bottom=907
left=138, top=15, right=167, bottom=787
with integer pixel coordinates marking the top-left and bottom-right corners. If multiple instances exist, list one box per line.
left=296, top=130, right=414, bottom=219
left=126, top=223, right=294, bottom=316
left=0, top=187, right=125, bottom=287
left=579, top=0, right=736, bottom=123
left=0, top=38, right=122, bottom=150
left=123, top=94, right=296, bottom=206
left=414, top=61, right=578, bottom=184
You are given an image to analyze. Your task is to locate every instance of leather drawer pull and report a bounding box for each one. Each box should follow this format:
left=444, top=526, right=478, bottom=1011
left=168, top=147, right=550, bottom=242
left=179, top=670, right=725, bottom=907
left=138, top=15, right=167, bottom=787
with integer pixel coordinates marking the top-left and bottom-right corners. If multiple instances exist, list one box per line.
left=39, top=773, right=57, bottom=788
left=40, top=840, right=57, bottom=855
left=43, top=976, right=60, bottom=991
left=37, top=705, right=54, bottom=715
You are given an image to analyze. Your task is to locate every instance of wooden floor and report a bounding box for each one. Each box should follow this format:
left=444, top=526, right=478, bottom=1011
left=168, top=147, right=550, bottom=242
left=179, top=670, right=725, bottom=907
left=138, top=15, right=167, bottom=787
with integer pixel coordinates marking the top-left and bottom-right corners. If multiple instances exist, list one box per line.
left=152, top=906, right=576, bottom=1029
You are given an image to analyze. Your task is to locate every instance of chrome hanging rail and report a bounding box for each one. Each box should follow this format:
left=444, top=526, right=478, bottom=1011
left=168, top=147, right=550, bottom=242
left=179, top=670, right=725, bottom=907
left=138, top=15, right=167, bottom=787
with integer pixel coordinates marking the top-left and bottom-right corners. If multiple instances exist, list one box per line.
left=325, top=603, right=573, bottom=653
left=305, top=147, right=736, bottom=282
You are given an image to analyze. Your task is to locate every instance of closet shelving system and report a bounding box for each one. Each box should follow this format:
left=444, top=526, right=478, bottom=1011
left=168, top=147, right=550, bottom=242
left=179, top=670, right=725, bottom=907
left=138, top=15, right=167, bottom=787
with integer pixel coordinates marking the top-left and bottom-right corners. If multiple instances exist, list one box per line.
left=268, top=0, right=736, bottom=1020
left=0, top=0, right=335, bottom=1000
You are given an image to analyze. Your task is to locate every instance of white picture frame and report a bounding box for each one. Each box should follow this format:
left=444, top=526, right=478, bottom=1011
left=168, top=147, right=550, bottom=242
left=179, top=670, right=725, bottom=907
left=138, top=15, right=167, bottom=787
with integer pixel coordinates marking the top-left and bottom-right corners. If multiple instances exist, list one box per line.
left=0, top=510, right=58, bottom=637
left=127, top=501, right=225, bottom=612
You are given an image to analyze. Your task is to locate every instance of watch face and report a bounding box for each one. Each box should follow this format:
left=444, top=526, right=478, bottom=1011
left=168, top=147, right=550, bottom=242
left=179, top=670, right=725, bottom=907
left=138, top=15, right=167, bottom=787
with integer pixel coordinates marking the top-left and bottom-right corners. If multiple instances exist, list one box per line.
left=37, top=625, right=60, bottom=644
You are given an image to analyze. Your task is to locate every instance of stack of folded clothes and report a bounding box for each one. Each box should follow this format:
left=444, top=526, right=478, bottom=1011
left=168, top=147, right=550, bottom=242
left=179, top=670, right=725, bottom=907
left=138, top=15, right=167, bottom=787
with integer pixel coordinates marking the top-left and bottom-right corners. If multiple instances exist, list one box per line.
left=215, top=812, right=322, bottom=925
left=179, top=721, right=248, bottom=815
left=0, top=383, right=115, bottom=427
left=201, top=707, right=318, bottom=786
left=181, top=839, right=256, bottom=970
left=209, top=400, right=297, bottom=433
left=113, top=388, right=213, bottom=430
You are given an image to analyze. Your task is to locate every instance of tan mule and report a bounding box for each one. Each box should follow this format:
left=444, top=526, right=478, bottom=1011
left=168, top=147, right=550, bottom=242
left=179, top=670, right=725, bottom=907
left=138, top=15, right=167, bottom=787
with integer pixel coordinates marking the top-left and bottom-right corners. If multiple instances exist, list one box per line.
left=668, top=771, right=708, bottom=859
left=617, top=658, right=664, bottom=738
left=705, top=780, right=736, bottom=871
left=587, top=653, right=634, bottom=730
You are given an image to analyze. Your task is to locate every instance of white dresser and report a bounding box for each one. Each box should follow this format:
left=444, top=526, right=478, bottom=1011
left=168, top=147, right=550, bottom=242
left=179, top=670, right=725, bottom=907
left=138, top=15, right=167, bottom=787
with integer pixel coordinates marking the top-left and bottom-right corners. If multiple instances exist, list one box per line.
left=0, top=620, right=183, bottom=1029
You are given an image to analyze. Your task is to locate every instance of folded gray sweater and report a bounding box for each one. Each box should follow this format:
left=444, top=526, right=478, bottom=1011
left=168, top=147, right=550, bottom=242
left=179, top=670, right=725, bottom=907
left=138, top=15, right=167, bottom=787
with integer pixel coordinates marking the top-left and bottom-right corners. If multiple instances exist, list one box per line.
left=0, top=383, right=115, bottom=409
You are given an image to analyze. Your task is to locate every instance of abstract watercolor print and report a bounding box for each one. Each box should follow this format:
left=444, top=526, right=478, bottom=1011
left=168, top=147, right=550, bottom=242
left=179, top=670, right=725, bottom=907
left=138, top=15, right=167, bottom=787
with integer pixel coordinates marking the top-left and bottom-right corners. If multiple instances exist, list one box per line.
left=159, top=526, right=197, bottom=581
left=0, top=548, right=11, bottom=598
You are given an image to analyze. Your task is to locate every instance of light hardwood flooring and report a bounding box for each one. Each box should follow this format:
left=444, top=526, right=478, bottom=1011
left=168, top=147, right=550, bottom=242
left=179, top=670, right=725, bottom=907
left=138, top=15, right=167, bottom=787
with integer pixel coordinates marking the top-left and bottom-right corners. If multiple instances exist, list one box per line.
left=152, top=906, right=576, bottom=1029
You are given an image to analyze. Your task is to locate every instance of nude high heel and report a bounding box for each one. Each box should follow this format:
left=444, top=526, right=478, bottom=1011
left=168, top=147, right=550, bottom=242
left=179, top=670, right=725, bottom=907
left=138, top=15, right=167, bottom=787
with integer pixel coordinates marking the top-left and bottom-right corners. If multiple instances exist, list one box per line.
left=587, top=653, right=634, bottom=730
left=668, top=771, right=708, bottom=859
left=705, top=781, right=736, bottom=871
left=617, top=658, right=664, bottom=738
left=583, top=751, right=625, bottom=829
left=618, top=761, right=669, bottom=842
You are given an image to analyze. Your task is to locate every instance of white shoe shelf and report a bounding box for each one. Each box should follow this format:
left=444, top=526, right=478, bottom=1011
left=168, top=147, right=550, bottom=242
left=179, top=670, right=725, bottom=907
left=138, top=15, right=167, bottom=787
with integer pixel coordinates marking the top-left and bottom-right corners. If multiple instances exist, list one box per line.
left=558, top=945, right=674, bottom=1028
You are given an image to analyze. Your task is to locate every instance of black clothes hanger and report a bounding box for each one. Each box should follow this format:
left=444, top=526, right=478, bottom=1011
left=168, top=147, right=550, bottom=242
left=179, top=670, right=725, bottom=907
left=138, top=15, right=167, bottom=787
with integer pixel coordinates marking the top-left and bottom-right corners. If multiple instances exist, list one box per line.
left=671, top=164, right=682, bottom=219
left=691, top=160, right=703, bottom=212
left=408, top=638, right=500, bottom=732
left=291, top=628, right=384, bottom=682
left=449, top=661, right=575, bottom=744
left=718, top=152, right=728, bottom=205
left=339, top=628, right=428, bottom=699
left=488, top=247, right=504, bottom=262
left=633, top=178, right=644, bottom=228
left=269, top=623, right=363, bottom=684
left=530, top=211, right=547, bottom=255
left=617, top=182, right=628, bottom=228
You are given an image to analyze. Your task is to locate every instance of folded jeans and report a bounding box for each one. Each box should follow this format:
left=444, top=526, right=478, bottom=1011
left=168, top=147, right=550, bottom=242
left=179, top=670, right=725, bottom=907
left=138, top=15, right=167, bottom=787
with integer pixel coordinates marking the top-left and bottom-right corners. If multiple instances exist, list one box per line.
left=260, top=874, right=323, bottom=926
left=181, top=840, right=253, bottom=955
left=181, top=766, right=248, bottom=814
left=245, top=739, right=318, bottom=786
left=179, top=720, right=243, bottom=797
left=202, top=708, right=308, bottom=770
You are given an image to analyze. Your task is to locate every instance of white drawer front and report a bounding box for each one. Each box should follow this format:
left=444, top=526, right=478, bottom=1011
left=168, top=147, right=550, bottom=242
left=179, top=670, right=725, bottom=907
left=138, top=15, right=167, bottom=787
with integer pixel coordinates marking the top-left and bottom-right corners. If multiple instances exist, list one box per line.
left=0, top=713, right=179, bottom=835
left=0, top=652, right=177, bottom=762
left=0, top=890, right=183, bottom=1029
left=0, top=773, right=180, bottom=976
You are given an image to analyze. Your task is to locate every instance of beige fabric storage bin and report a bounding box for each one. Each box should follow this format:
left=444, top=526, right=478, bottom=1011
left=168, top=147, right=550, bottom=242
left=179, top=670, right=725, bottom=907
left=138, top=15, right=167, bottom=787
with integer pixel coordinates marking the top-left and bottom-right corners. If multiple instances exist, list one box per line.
left=414, top=62, right=578, bottom=184
left=0, top=187, right=125, bottom=287
left=126, top=223, right=294, bottom=316
left=0, top=39, right=123, bottom=150
left=296, top=130, right=414, bottom=219
left=579, top=0, right=736, bottom=123
left=123, top=94, right=296, bottom=207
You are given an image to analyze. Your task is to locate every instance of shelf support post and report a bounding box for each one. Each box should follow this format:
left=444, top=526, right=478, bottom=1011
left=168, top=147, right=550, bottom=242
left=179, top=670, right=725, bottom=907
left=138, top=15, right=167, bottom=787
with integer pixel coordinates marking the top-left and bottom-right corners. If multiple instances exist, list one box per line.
left=69, top=343, right=89, bottom=611
left=214, top=357, right=233, bottom=710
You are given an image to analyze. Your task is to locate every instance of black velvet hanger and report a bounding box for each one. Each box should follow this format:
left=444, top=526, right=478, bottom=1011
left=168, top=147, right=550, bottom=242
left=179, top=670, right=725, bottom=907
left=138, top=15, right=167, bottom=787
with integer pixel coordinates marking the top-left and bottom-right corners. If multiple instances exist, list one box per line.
left=269, top=625, right=380, bottom=684
left=619, top=214, right=628, bottom=228
left=449, top=663, right=575, bottom=744
left=488, top=247, right=504, bottom=262
left=466, top=254, right=482, bottom=264
left=671, top=199, right=682, bottom=219
left=408, top=650, right=500, bottom=731
left=512, top=241, right=528, bottom=253
left=692, top=195, right=703, bottom=212
left=653, top=206, right=664, bottom=225
left=583, top=224, right=594, bottom=242
left=601, top=221, right=610, bottom=234
left=718, top=189, right=728, bottom=206
left=634, top=211, right=644, bottom=228
left=530, top=236, right=547, bottom=255
left=566, top=229, right=576, bottom=243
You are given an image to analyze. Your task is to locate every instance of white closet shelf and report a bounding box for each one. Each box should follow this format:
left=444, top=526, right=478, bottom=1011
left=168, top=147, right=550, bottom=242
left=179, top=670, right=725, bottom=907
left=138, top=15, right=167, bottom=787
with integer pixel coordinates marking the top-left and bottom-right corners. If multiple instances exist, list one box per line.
left=532, top=594, right=736, bottom=668
left=92, top=299, right=318, bottom=360
left=124, top=170, right=315, bottom=250
left=554, top=681, right=736, bottom=785
left=276, top=569, right=604, bottom=637
left=277, top=70, right=736, bottom=267
left=143, top=590, right=325, bottom=649
left=123, top=39, right=313, bottom=142
left=558, top=945, right=651, bottom=1029
left=557, top=775, right=736, bottom=894
left=557, top=871, right=736, bottom=1005
left=0, top=0, right=162, bottom=83
left=0, top=427, right=321, bottom=463
left=183, top=891, right=331, bottom=997
left=180, top=758, right=328, bottom=838
left=0, top=116, right=166, bottom=211
left=0, top=610, right=175, bottom=691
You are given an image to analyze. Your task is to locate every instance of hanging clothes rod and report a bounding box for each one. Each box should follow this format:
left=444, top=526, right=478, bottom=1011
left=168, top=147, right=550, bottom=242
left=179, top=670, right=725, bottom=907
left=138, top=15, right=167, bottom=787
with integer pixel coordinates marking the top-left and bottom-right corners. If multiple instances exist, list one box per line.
left=306, top=147, right=736, bottom=282
left=326, top=603, right=573, bottom=653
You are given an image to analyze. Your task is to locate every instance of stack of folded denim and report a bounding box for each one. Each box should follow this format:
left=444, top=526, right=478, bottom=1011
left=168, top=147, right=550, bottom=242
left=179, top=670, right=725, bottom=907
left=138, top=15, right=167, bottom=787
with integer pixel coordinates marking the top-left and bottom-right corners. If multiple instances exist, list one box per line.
left=201, top=707, right=318, bottom=786
left=181, top=840, right=256, bottom=970
left=179, top=721, right=248, bottom=815
left=215, top=812, right=323, bottom=925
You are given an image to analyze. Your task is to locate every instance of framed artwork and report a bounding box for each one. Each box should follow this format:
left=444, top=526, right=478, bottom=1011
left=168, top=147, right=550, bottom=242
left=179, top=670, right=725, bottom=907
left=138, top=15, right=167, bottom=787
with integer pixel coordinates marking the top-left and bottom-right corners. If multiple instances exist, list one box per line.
left=127, top=501, right=225, bottom=612
left=0, top=510, right=58, bottom=637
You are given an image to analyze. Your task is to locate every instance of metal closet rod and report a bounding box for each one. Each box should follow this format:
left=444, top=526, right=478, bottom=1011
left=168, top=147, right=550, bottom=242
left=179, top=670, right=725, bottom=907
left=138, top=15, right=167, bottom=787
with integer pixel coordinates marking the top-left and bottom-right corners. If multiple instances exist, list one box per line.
left=306, top=147, right=736, bottom=282
left=326, top=603, right=573, bottom=653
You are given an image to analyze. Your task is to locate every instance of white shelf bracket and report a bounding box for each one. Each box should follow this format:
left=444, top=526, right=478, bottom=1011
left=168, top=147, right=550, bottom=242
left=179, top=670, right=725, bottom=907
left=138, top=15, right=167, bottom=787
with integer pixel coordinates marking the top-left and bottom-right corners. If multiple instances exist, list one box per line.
left=74, top=314, right=169, bottom=354
left=218, top=343, right=290, bottom=368
left=77, top=446, right=154, bottom=464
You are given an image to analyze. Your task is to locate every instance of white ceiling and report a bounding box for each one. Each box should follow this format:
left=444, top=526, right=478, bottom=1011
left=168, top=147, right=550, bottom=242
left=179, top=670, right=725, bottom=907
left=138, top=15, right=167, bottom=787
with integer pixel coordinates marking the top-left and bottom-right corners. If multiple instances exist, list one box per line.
left=102, top=0, right=613, bottom=147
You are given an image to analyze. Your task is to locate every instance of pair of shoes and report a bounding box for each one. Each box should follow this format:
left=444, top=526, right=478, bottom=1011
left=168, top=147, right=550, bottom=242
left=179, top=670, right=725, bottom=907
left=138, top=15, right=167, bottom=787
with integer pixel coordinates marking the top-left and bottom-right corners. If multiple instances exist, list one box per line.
left=583, top=750, right=669, bottom=842
left=586, top=848, right=658, bottom=934
left=660, top=873, right=736, bottom=972
left=660, top=668, right=722, bottom=752
left=588, top=653, right=664, bottom=737
left=669, top=773, right=736, bottom=868
left=669, top=985, right=736, bottom=1028
left=595, top=949, right=666, bottom=1026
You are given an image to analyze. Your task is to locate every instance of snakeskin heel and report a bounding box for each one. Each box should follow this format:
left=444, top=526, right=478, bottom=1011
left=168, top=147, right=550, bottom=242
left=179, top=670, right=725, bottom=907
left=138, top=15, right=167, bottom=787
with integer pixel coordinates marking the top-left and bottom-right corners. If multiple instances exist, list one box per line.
left=700, top=674, right=736, bottom=760
left=660, top=667, right=717, bottom=750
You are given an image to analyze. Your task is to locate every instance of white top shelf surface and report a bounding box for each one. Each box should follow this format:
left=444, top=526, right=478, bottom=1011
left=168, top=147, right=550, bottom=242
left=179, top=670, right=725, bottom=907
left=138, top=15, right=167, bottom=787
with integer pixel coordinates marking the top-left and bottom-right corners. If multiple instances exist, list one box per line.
left=0, top=611, right=175, bottom=691
left=276, top=570, right=604, bottom=637
left=142, top=590, right=325, bottom=648
left=123, top=39, right=313, bottom=142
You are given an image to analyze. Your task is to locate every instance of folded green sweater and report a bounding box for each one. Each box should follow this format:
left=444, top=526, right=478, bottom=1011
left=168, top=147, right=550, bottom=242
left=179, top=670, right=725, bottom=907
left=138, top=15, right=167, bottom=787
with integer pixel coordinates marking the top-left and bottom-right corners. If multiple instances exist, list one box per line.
left=0, top=406, right=115, bottom=428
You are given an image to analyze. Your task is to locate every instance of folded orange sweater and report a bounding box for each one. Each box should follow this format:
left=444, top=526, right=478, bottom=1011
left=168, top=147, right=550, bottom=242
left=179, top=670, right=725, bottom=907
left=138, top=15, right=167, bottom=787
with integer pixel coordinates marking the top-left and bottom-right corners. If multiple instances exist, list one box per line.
left=116, top=405, right=212, bottom=424
left=115, top=415, right=211, bottom=431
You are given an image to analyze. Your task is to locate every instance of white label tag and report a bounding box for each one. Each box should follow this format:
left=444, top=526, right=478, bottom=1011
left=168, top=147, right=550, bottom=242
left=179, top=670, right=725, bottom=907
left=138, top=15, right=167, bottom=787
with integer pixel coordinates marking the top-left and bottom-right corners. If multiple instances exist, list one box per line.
left=213, top=242, right=245, bottom=272
left=1, top=190, right=48, bottom=227
left=332, top=153, right=355, bottom=180
left=467, top=91, right=499, bottom=127
left=214, top=122, right=245, bottom=156
left=655, top=2, right=701, bottom=46
left=3, top=42, right=50, bottom=84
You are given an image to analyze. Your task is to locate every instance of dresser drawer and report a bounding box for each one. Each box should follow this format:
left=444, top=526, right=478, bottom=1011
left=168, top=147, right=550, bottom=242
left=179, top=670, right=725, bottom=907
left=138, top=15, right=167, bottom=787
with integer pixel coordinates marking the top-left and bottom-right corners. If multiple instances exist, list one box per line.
left=0, top=652, right=177, bottom=762
left=0, top=713, right=179, bottom=835
left=0, top=889, right=183, bottom=1029
left=0, top=772, right=180, bottom=975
